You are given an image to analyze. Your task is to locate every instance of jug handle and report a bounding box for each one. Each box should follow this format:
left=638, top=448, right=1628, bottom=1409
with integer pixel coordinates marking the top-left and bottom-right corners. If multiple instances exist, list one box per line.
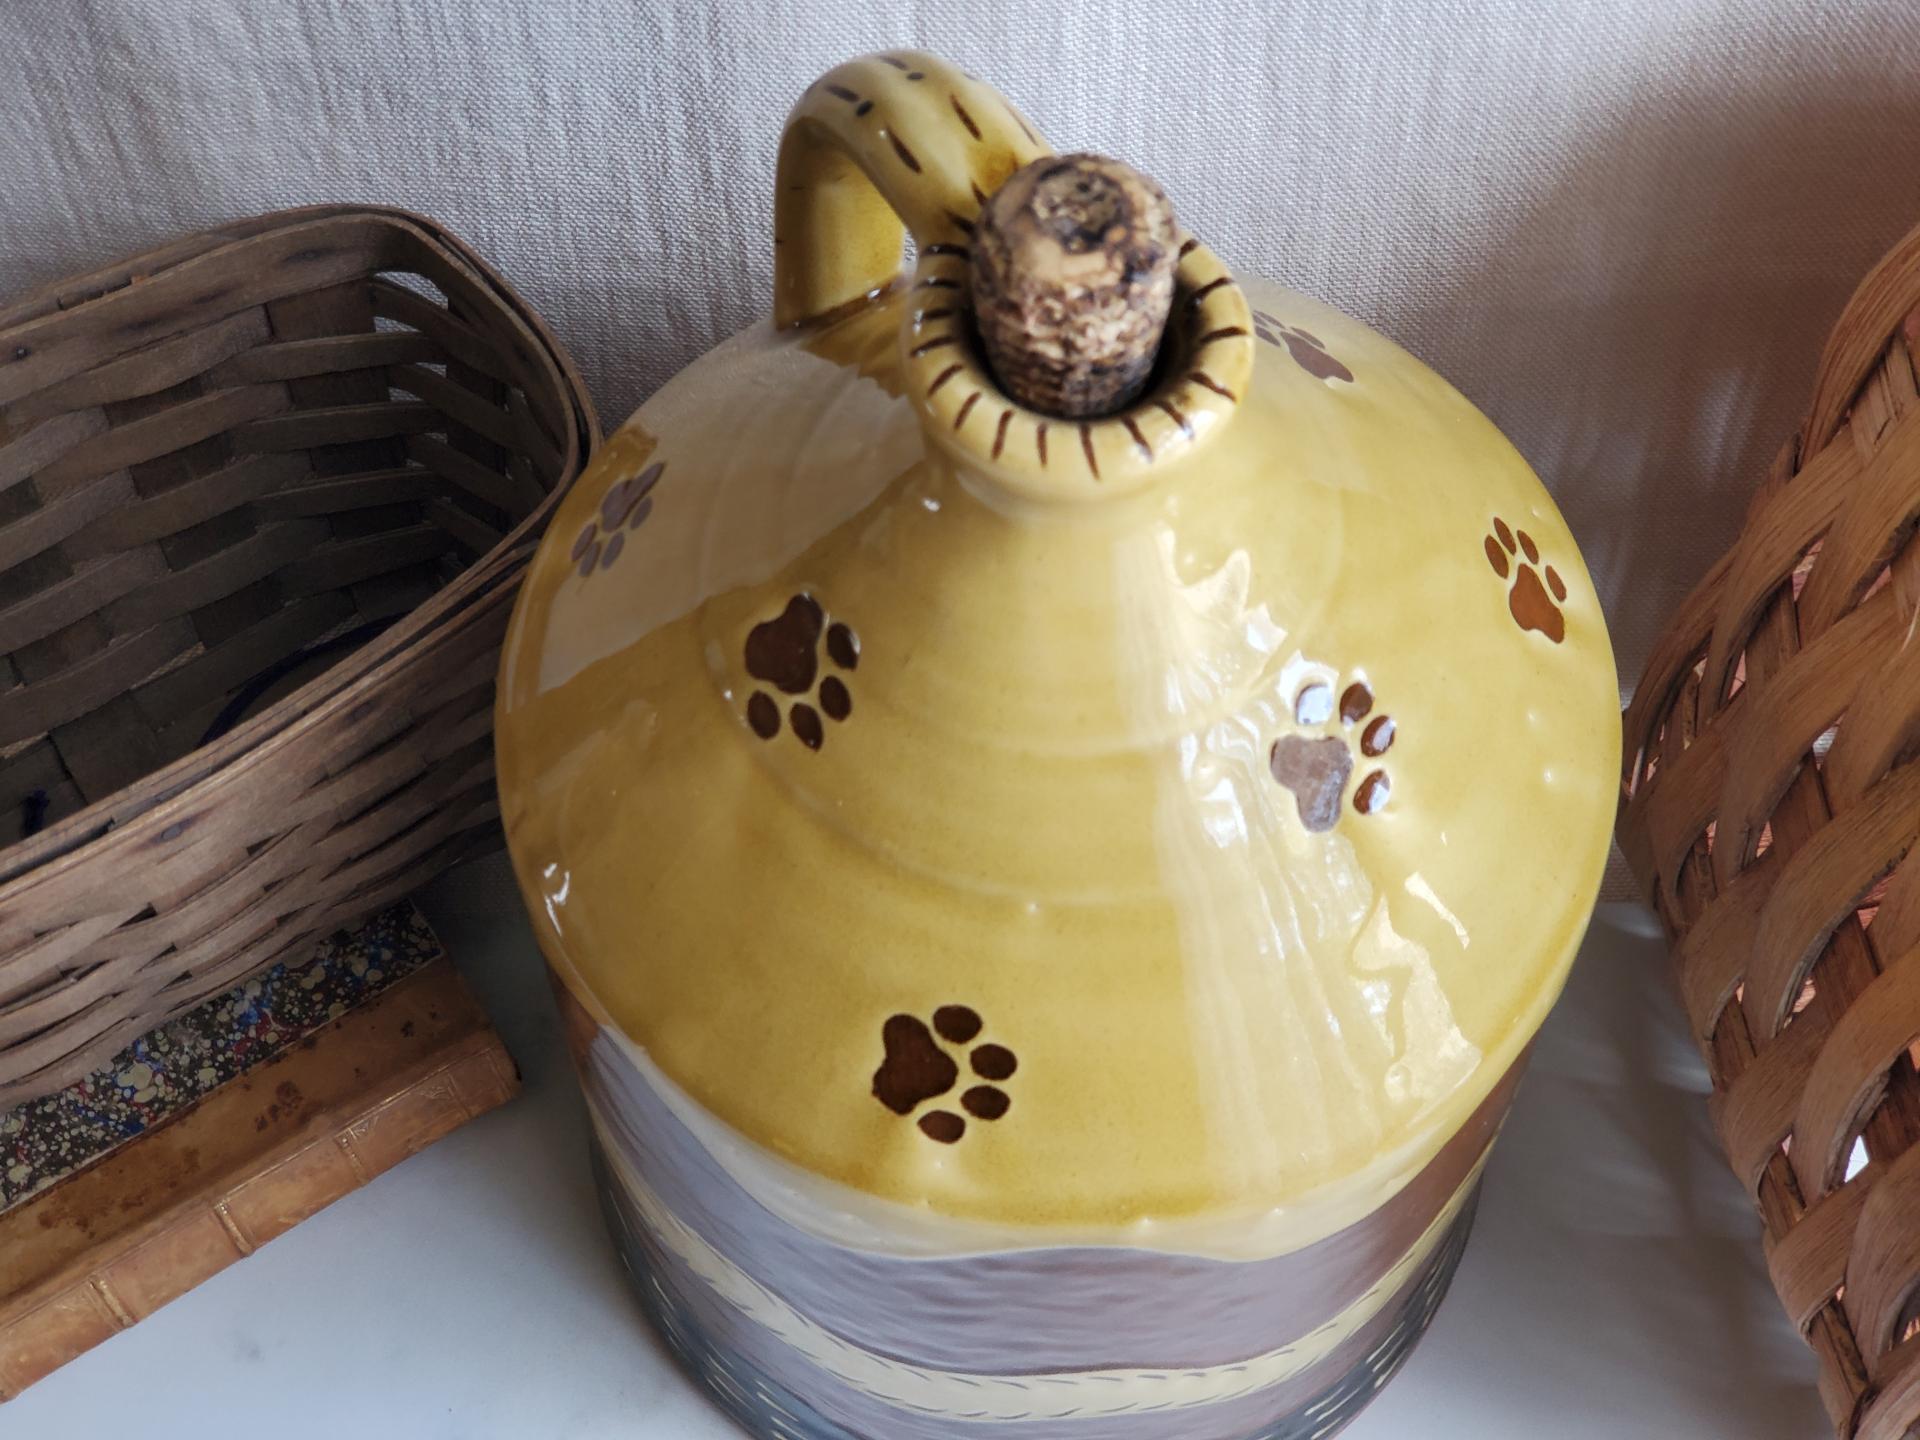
left=773, top=52, right=1051, bottom=329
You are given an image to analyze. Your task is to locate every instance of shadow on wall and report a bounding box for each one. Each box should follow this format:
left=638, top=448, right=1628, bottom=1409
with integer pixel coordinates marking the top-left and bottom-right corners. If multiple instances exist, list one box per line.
left=1382, top=76, right=1920, bottom=697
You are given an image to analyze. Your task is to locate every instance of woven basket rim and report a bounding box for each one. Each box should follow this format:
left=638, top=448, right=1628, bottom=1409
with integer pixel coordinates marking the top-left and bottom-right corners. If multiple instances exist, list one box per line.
left=0, top=204, right=598, bottom=893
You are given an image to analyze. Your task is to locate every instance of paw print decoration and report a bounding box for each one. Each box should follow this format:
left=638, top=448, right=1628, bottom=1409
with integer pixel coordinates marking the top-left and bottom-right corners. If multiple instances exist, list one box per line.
left=743, top=593, right=858, bottom=749
left=871, top=1005, right=1016, bottom=1144
left=1484, top=517, right=1567, bottom=644
left=1253, top=309, right=1354, bottom=384
left=1269, top=677, right=1395, bottom=833
left=571, top=461, right=663, bottom=578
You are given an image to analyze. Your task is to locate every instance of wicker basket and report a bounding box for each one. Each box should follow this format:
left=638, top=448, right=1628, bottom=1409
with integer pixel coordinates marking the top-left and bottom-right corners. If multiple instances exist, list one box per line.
left=1620, top=220, right=1920, bottom=1438
left=0, top=206, right=596, bottom=1107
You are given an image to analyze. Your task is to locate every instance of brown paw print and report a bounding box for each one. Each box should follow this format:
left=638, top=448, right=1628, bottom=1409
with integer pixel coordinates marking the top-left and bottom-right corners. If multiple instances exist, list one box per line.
left=1253, top=309, right=1353, bottom=383
left=1269, top=676, right=1395, bottom=833
left=1484, top=518, right=1567, bottom=644
left=570, top=460, right=664, bottom=578
left=871, top=1004, right=1016, bottom=1144
left=743, top=593, right=858, bottom=749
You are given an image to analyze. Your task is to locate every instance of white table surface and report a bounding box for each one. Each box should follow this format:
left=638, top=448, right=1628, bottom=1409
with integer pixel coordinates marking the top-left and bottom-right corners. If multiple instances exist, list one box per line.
left=7, top=854, right=1829, bottom=1439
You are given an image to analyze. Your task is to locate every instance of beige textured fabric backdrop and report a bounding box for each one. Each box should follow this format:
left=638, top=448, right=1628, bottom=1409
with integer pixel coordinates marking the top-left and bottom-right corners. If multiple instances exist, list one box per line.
left=5, top=0, right=1920, bottom=756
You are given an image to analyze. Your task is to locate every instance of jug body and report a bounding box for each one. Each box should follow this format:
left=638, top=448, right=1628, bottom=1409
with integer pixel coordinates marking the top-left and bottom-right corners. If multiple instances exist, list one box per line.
left=498, top=50, right=1618, bottom=1440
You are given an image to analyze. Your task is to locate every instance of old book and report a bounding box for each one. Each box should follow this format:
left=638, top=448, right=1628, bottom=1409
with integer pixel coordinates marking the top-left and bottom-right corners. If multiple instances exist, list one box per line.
left=0, top=907, right=518, bottom=1398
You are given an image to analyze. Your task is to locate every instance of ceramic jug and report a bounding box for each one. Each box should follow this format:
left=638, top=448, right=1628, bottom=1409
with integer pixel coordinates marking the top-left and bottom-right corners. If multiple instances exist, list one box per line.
left=496, top=50, right=1618, bottom=1440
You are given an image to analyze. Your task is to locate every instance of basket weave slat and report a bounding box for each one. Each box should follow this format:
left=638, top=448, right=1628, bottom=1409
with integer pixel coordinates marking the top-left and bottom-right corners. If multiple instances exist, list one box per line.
left=1621, top=215, right=1920, bottom=1438
left=0, top=592, right=510, bottom=1100
left=0, top=206, right=595, bottom=1106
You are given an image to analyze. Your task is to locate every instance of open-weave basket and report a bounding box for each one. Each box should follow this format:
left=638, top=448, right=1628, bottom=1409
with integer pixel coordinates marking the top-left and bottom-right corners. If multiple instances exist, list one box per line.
left=1621, top=219, right=1920, bottom=1438
left=0, top=207, right=596, bottom=1107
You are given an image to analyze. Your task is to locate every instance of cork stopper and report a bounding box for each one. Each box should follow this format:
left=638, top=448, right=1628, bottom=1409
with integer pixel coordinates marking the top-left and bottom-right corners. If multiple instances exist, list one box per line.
left=969, top=153, right=1178, bottom=419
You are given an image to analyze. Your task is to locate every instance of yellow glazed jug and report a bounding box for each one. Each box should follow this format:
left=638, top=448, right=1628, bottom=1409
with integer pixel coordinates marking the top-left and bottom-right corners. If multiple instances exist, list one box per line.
left=497, top=50, right=1618, bottom=1440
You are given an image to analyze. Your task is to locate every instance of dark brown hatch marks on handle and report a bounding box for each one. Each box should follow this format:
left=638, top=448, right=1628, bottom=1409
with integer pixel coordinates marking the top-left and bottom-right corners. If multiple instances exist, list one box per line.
left=744, top=595, right=860, bottom=747
left=1080, top=423, right=1100, bottom=479
left=1153, top=397, right=1194, bottom=439
left=888, top=131, right=923, bottom=173
left=873, top=1006, right=1018, bottom=1144
left=1187, top=276, right=1230, bottom=308
left=573, top=460, right=665, bottom=581
left=1270, top=674, right=1397, bottom=832
left=950, top=93, right=983, bottom=140
left=1252, top=309, right=1353, bottom=383
left=1486, top=517, right=1566, bottom=643
left=1196, top=325, right=1251, bottom=349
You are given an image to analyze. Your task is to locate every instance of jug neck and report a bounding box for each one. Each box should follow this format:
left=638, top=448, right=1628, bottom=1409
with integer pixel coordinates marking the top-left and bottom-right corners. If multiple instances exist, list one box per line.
left=901, top=233, right=1252, bottom=502
left=772, top=50, right=1253, bottom=503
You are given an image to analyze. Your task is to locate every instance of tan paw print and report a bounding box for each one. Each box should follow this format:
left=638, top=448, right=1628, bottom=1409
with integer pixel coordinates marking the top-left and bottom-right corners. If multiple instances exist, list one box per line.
left=571, top=461, right=663, bottom=579
left=1253, top=309, right=1354, bottom=383
left=1269, top=677, right=1395, bottom=833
